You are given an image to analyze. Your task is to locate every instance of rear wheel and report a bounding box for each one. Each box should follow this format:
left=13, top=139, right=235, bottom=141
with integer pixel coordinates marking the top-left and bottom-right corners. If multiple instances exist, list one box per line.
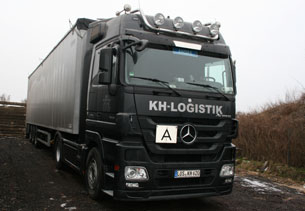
left=85, top=147, right=104, bottom=200
left=54, top=134, right=64, bottom=169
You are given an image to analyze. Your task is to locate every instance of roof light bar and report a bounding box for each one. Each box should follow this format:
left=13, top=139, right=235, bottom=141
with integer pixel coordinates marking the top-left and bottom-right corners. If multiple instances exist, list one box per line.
left=139, top=9, right=219, bottom=40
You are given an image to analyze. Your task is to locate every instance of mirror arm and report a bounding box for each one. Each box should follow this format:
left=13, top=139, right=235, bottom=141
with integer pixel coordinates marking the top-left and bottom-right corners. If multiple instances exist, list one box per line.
left=120, top=36, right=148, bottom=51
left=122, top=41, right=141, bottom=51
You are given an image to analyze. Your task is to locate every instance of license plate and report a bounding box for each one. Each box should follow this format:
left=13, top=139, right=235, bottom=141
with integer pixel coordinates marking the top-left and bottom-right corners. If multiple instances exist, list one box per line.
left=174, top=170, right=200, bottom=178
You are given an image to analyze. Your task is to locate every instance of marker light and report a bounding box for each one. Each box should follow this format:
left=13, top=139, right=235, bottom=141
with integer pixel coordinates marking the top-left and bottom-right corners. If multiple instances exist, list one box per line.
left=209, top=21, right=221, bottom=36
left=173, top=16, right=184, bottom=29
left=125, top=166, right=149, bottom=181
left=219, top=164, right=234, bottom=177
left=192, top=20, right=203, bottom=33
left=154, top=13, right=165, bottom=26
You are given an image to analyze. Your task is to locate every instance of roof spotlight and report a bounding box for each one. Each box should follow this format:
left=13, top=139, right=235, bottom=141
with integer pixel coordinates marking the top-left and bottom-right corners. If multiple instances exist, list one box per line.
left=116, top=4, right=131, bottom=16
left=154, top=13, right=165, bottom=26
left=209, top=21, right=221, bottom=36
left=192, top=20, right=203, bottom=33
left=173, top=16, right=184, bottom=29
left=124, top=4, right=131, bottom=12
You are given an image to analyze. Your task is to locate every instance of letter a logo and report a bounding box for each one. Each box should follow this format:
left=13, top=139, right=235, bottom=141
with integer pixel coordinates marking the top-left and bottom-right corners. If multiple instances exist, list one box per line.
left=161, top=129, right=172, bottom=141
left=155, top=125, right=177, bottom=144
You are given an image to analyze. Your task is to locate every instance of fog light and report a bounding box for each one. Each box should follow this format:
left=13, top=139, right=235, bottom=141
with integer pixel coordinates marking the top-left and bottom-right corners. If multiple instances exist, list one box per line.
left=220, top=164, right=234, bottom=177
left=125, top=166, right=149, bottom=181
left=126, top=182, right=139, bottom=188
left=209, top=21, right=221, bottom=36
left=154, top=13, right=165, bottom=26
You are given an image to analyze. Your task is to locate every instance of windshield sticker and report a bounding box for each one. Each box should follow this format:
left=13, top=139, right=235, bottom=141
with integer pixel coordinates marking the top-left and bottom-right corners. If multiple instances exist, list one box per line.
left=173, top=47, right=198, bottom=58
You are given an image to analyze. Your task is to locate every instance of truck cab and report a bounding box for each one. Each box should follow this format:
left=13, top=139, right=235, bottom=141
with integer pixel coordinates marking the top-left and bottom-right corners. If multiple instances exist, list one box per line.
left=83, top=7, right=238, bottom=200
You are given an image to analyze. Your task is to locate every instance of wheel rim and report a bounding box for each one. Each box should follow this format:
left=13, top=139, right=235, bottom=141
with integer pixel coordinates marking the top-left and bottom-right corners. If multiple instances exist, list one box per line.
left=88, top=159, right=98, bottom=189
left=56, top=142, right=61, bottom=162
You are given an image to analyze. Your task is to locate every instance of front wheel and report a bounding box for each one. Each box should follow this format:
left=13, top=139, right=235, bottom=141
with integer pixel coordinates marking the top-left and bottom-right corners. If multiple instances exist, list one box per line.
left=85, top=147, right=104, bottom=200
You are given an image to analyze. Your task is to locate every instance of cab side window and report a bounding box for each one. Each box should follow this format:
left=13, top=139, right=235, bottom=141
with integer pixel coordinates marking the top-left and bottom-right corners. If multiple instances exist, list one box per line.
left=91, top=49, right=102, bottom=85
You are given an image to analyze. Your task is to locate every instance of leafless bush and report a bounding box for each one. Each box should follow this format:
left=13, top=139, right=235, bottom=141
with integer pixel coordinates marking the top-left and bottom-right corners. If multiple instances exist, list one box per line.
left=234, top=92, right=305, bottom=168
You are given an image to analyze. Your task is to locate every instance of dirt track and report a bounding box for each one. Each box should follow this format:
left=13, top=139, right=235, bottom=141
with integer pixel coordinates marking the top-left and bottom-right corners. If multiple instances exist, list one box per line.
left=0, top=137, right=304, bottom=211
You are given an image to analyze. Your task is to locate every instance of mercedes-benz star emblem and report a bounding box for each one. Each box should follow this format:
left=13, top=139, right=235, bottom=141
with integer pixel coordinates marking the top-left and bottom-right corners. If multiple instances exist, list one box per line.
left=180, top=124, right=197, bottom=144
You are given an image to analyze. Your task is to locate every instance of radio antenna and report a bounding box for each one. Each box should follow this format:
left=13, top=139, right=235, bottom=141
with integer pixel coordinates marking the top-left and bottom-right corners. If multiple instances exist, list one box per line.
left=138, top=0, right=141, bottom=10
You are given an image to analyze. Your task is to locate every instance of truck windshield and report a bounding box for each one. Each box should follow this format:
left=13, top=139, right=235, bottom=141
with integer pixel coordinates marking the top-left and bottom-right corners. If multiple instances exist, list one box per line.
left=125, top=45, right=234, bottom=94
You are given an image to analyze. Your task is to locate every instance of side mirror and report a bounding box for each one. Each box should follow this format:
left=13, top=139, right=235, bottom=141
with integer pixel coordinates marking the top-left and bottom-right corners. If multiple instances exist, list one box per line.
left=98, top=48, right=113, bottom=84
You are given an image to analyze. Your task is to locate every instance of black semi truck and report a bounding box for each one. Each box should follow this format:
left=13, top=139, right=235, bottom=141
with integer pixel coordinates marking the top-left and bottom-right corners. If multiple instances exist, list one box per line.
left=26, top=5, right=238, bottom=201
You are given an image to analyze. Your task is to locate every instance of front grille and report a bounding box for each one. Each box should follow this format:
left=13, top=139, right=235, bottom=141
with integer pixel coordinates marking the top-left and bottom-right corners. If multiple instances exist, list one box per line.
left=156, top=142, right=214, bottom=149
left=151, top=116, right=220, bottom=126
left=139, top=116, right=233, bottom=163
left=197, top=131, right=218, bottom=138
left=150, top=153, right=217, bottom=163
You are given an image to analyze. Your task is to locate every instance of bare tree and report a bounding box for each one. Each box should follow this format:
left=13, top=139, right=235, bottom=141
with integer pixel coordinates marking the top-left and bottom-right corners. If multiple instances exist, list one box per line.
left=0, top=94, right=10, bottom=102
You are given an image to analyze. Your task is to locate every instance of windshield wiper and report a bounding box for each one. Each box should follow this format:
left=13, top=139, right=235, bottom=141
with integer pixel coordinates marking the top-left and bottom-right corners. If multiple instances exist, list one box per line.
left=130, top=76, right=181, bottom=97
left=185, top=82, right=231, bottom=101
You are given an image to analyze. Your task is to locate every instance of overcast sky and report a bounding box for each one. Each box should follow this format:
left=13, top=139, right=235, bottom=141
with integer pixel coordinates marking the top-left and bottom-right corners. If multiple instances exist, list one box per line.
left=0, top=0, right=304, bottom=112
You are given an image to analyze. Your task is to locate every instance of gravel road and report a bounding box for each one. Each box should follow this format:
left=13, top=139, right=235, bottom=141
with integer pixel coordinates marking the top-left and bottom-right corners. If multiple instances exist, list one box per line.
left=0, top=137, right=304, bottom=211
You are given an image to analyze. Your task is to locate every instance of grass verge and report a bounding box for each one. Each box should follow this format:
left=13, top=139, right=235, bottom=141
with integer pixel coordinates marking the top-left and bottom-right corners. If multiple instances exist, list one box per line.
left=236, top=157, right=305, bottom=185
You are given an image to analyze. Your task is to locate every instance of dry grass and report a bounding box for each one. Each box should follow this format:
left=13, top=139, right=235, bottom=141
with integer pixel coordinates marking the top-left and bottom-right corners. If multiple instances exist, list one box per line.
left=234, top=92, right=305, bottom=168
left=236, top=158, right=305, bottom=184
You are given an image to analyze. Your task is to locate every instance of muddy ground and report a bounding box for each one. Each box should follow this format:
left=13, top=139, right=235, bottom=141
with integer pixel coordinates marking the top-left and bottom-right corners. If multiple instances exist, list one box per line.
left=0, top=137, right=304, bottom=211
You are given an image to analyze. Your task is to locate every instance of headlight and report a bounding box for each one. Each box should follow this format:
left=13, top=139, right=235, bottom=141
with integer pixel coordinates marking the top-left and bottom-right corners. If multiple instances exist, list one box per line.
left=192, top=20, right=203, bottom=33
left=209, top=21, right=221, bottom=36
left=154, top=13, right=165, bottom=26
left=173, top=16, right=184, bottom=29
left=125, top=166, right=149, bottom=181
left=219, top=164, right=234, bottom=177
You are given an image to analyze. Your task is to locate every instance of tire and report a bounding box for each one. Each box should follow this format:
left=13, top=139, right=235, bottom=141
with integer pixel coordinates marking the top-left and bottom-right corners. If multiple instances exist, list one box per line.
left=85, top=147, right=104, bottom=200
left=55, top=134, right=64, bottom=170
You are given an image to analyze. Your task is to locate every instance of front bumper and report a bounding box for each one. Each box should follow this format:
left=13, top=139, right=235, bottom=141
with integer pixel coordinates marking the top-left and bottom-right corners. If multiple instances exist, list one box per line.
left=116, top=185, right=232, bottom=201
left=111, top=142, right=235, bottom=201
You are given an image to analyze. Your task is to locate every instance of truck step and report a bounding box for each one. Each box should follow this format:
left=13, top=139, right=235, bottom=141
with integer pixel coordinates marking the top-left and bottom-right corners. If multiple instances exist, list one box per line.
left=105, top=172, right=114, bottom=178
left=102, top=190, right=113, bottom=196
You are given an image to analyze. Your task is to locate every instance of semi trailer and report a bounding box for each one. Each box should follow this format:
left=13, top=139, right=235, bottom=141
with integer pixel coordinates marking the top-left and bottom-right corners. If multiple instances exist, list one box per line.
left=26, top=5, right=238, bottom=201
